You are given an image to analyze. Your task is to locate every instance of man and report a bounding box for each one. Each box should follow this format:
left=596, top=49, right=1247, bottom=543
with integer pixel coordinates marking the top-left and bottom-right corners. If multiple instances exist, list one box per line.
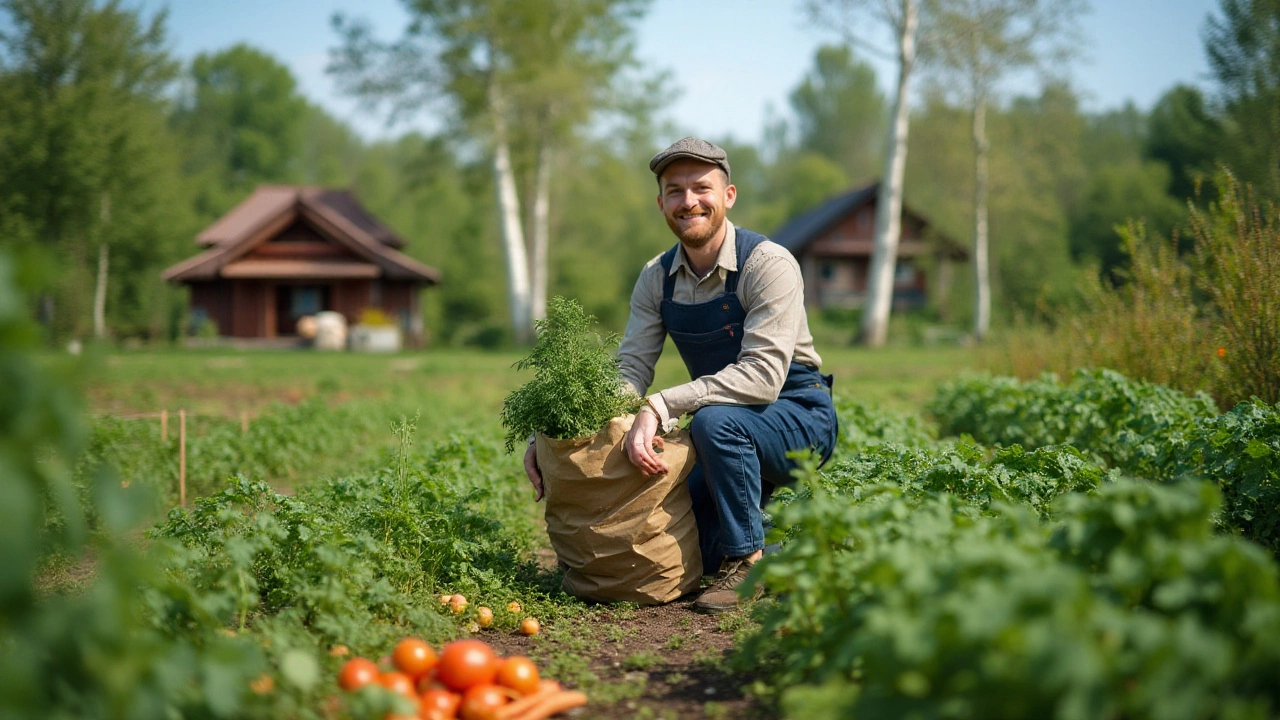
left=612, top=137, right=837, bottom=614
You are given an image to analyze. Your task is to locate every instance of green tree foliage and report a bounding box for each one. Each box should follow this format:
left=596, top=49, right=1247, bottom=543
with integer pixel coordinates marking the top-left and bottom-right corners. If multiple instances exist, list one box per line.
left=789, top=45, right=887, bottom=182
left=1069, top=162, right=1186, bottom=279
left=1144, top=85, right=1224, bottom=201
left=174, top=43, right=309, bottom=221
left=1204, top=0, right=1280, bottom=196
left=330, top=0, right=653, bottom=343
left=0, top=0, right=190, bottom=341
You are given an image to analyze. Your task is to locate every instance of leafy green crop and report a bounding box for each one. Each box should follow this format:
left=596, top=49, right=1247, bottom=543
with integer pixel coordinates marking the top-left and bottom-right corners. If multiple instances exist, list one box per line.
left=733, top=387, right=1280, bottom=720
left=500, top=296, right=639, bottom=451
left=929, top=369, right=1217, bottom=478
left=928, top=370, right=1280, bottom=557
left=1171, top=400, right=1280, bottom=554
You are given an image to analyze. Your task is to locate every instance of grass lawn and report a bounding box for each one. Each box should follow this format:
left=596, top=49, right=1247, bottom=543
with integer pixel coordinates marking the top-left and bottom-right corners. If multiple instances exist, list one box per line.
left=57, top=341, right=982, bottom=423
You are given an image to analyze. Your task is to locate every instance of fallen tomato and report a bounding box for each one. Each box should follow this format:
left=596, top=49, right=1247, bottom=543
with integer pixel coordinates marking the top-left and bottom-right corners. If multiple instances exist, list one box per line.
left=377, top=671, right=418, bottom=700
left=495, top=655, right=540, bottom=696
left=419, top=687, right=462, bottom=720
left=392, top=637, right=437, bottom=678
left=436, top=639, right=499, bottom=692
left=459, top=683, right=509, bottom=720
left=338, top=657, right=380, bottom=691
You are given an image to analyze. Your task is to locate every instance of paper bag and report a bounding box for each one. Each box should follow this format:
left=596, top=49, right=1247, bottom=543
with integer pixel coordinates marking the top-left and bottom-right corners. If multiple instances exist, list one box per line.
left=538, top=414, right=701, bottom=605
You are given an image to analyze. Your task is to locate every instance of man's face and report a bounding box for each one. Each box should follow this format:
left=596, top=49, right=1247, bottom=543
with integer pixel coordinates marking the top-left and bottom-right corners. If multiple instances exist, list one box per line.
left=656, top=159, right=736, bottom=248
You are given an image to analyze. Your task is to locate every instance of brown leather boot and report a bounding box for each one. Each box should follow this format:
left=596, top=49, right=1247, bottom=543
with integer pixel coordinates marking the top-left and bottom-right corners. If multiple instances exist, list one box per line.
left=693, top=555, right=761, bottom=615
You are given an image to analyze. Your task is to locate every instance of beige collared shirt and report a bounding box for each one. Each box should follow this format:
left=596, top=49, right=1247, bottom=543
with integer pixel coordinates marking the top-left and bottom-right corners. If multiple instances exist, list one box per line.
left=617, top=221, right=822, bottom=426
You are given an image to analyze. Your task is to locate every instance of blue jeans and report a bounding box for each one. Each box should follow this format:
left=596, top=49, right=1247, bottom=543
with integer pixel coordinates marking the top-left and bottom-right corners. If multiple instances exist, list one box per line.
left=686, top=381, right=838, bottom=574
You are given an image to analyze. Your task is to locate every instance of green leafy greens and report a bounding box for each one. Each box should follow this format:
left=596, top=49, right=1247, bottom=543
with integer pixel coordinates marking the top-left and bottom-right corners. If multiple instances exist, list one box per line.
left=501, top=296, right=640, bottom=452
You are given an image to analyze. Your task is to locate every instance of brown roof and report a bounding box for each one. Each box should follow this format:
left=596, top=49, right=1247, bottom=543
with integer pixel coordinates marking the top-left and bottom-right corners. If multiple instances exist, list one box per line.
left=196, top=186, right=406, bottom=249
left=164, top=186, right=440, bottom=284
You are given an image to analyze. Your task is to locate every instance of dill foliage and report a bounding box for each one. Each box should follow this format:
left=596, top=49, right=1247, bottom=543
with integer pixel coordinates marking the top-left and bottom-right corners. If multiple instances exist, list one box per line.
left=501, top=296, right=640, bottom=452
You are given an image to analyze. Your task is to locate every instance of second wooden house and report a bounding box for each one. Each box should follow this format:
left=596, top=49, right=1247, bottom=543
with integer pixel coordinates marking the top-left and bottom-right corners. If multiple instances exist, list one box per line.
left=773, top=182, right=966, bottom=311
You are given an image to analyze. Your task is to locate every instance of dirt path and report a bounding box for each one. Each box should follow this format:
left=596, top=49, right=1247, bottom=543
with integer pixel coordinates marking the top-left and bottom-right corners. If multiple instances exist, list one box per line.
left=487, top=597, right=772, bottom=719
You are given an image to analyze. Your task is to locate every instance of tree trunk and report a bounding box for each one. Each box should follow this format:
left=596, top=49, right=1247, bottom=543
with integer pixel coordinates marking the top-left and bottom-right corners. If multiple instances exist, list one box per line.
left=971, top=91, right=991, bottom=343
left=93, top=242, right=108, bottom=339
left=93, top=193, right=110, bottom=340
left=530, top=139, right=552, bottom=323
left=859, top=0, right=918, bottom=347
left=488, top=79, right=532, bottom=344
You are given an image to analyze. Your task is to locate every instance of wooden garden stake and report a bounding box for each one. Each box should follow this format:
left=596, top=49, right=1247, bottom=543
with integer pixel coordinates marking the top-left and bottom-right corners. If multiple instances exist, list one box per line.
left=179, top=408, right=187, bottom=508
left=161, top=409, right=168, bottom=442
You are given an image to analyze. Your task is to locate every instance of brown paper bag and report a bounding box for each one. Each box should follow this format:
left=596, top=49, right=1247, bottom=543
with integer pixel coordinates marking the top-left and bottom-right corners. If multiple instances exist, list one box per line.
left=537, top=414, right=702, bottom=605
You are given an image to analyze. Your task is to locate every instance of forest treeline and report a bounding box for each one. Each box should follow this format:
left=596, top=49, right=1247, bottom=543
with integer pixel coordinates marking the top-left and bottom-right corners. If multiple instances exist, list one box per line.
left=0, top=0, right=1273, bottom=347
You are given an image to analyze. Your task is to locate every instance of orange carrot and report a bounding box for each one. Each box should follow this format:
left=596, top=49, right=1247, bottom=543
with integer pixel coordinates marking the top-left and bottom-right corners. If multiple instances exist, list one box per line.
left=508, top=690, right=588, bottom=720
left=491, top=681, right=562, bottom=720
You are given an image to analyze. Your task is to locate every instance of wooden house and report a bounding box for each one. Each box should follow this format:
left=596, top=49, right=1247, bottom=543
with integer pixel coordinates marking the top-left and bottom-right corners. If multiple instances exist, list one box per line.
left=772, top=182, right=966, bottom=311
left=163, top=186, right=441, bottom=345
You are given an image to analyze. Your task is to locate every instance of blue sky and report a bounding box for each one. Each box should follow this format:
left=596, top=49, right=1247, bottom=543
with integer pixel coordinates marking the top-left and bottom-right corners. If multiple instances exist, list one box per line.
left=141, top=0, right=1222, bottom=143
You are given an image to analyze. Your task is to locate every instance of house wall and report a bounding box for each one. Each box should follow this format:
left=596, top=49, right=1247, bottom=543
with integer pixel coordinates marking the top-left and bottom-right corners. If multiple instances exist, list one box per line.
left=189, top=281, right=233, bottom=336
left=231, top=281, right=273, bottom=338
left=793, top=197, right=935, bottom=311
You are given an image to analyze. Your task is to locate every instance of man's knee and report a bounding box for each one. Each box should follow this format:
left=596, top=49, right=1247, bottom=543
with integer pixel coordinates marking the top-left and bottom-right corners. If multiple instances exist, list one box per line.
left=689, top=404, right=751, bottom=445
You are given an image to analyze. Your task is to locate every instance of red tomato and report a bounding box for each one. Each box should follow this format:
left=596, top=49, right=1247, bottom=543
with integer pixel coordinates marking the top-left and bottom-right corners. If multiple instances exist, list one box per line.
left=419, top=688, right=462, bottom=719
left=436, top=640, right=499, bottom=692
left=494, top=656, right=540, bottom=696
left=377, top=671, right=418, bottom=700
left=392, top=637, right=438, bottom=678
left=338, top=657, right=380, bottom=691
left=459, top=684, right=509, bottom=720
left=416, top=667, right=447, bottom=694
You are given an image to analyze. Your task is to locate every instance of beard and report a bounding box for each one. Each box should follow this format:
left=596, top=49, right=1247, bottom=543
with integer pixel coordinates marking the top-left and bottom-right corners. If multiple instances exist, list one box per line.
left=664, top=207, right=725, bottom=248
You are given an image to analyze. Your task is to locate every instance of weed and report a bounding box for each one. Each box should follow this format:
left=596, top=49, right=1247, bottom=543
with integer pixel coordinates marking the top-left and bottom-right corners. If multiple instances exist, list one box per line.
left=622, top=651, right=663, bottom=671
left=704, top=701, right=730, bottom=718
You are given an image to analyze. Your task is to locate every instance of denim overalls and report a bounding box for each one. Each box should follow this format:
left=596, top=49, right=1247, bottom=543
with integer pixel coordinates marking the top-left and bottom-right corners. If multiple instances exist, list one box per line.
left=658, top=228, right=838, bottom=573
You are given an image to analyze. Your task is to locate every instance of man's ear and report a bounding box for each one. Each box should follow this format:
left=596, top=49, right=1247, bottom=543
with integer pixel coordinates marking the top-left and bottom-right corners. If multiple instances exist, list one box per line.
left=724, top=183, right=737, bottom=209
left=656, top=193, right=663, bottom=211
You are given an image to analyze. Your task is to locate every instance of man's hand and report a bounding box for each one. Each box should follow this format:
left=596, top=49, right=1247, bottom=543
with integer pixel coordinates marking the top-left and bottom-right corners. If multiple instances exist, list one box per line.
left=625, top=408, right=669, bottom=477
left=523, top=442, right=544, bottom=501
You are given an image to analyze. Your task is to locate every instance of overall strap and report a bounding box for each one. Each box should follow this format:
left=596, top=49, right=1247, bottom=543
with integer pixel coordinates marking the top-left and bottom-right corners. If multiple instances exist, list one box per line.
left=726, top=229, right=766, bottom=295
left=659, top=244, right=680, bottom=301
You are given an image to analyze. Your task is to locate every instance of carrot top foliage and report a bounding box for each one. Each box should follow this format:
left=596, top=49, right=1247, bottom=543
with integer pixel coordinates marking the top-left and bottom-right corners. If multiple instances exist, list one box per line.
left=501, top=296, right=640, bottom=452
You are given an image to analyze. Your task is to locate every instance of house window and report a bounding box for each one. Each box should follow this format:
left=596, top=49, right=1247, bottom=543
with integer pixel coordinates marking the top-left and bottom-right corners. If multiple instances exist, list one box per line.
left=820, top=261, right=836, bottom=281
left=370, top=280, right=382, bottom=307
left=894, top=263, right=917, bottom=286
left=292, top=287, right=322, bottom=317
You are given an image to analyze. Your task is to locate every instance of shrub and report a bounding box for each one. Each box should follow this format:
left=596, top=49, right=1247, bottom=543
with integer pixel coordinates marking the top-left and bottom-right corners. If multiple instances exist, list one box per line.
left=1189, top=173, right=1280, bottom=405
left=987, top=170, right=1280, bottom=408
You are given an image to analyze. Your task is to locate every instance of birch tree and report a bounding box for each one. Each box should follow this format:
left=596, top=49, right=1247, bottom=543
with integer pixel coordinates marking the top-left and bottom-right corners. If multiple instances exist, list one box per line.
left=330, top=0, right=646, bottom=343
left=921, top=0, right=1085, bottom=342
left=807, top=0, right=922, bottom=347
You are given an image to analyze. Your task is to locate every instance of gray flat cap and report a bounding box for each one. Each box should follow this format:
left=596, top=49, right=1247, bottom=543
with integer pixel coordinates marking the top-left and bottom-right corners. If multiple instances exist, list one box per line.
left=649, top=137, right=731, bottom=181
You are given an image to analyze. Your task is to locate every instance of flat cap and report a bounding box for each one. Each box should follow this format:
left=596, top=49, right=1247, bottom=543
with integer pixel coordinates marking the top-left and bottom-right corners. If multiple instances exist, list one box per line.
left=649, top=137, right=731, bottom=182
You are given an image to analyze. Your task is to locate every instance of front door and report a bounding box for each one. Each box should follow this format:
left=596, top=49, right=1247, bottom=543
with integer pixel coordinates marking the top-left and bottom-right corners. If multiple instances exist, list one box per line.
left=275, top=284, right=330, bottom=336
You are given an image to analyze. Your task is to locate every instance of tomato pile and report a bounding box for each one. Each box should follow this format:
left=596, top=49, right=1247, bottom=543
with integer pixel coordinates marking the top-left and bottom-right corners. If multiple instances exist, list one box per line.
left=337, top=637, right=586, bottom=720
